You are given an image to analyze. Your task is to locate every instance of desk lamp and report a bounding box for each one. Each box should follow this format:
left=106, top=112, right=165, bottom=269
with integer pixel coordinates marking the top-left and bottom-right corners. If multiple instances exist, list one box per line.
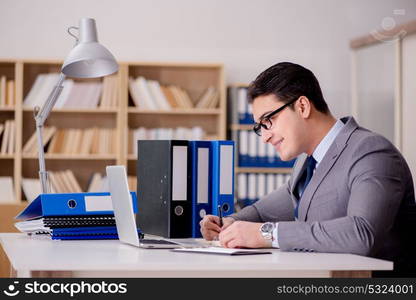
left=34, top=17, right=118, bottom=193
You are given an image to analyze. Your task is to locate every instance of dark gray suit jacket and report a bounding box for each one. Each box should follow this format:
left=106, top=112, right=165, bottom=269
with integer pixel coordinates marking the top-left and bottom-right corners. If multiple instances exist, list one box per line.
left=232, top=117, right=416, bottom=270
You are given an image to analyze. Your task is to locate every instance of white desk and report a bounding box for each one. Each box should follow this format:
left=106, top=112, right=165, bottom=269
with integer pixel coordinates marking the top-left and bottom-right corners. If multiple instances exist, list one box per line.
left=0, top=233, right=392, bottom=278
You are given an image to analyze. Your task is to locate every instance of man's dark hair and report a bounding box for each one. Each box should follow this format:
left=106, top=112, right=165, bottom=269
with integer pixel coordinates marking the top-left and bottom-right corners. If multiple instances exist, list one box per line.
left=247, top=62, right=330, bottom=114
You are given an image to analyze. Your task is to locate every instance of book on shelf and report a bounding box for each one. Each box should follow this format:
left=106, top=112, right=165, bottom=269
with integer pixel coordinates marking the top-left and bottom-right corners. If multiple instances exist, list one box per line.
left=23, top=73, right=119, bottom=109
left=22, top=169, right=83, bottom=202
left=23, top=127, right=117, bottom=155
left=129, top=76, right=212, bottom=110
left=195, top=86, right=219, bottom=109
left=0, top=120, right=15, bottom=154
left=0, top=76, right=15, bottom=108
left=129, top=126, right=205, bottom=156
left=0, top=176, right=15, bottom=203
left=22, top=126, right=57, bottom=154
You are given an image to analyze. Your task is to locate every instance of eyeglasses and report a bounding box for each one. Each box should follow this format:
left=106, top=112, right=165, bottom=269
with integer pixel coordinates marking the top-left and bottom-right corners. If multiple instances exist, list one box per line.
left=253, top=98, right=298, bottom=136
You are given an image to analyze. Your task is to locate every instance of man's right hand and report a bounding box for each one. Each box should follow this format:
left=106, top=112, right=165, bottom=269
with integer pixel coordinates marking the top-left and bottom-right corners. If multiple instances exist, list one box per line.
left=200, top=215, right=235, bottom=240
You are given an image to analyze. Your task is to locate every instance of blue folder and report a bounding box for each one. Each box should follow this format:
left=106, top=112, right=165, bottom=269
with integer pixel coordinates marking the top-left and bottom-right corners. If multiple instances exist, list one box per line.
left=190, top=141, right=212, bottom=238
left=16, top=192, right=138, bottom=220
left=50, top=226, right=143, bottom=240
left=211, top=141, right=235, bottom=217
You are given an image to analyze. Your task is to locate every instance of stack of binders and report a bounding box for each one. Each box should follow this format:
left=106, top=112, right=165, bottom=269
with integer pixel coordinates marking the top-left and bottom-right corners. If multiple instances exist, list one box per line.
left=15, top=192, right=139, bottom=240
left=137, top=140, right=235, bottom=239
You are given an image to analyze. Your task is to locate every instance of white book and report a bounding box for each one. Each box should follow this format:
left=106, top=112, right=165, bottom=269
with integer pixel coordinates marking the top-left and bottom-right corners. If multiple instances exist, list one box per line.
left=257, top=174, right=266, bottom=199
left=54, top=79, right=74, bottom=108
left=191, top=126, right=204, bottom=140
left=7, top=120, right=15, bottom=154
left=23, top=74, right=47, bottom=107
left=21, top=178, right=41, bottom=203
left=1, top=120, right=10, bottom=154
left=238, top=173, right=247, bottom=200
left=248, top=173, right=257, bottom=201
left=87, top=172, right=103, bottom=193
left=258, top=139, right=267, bottom=162
left=136, top=77, right=157, bottom=110
left=237, top=88, right=248, bottom=117
left=0, top=76, right=6, bottom=107
left=267, top=143, right=275, bottom=162
left=195, top=87, right=215, bottom=108
left=33, top=73, right=61, bottom=108
left=248, top=131, right=257, bottom=160
left=128, top=77, right=142, bottom=108
left=266, top=174, right=275, bottom=194
left=238, top=130, right=248, bottom=157
left=0, top=176, right=15, bottom=203
left=147, top=80, right=171, bottom=110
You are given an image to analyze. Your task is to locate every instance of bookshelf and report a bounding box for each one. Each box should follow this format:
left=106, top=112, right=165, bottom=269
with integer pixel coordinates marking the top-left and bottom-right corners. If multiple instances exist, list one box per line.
left=227, top=84, right=294, bottom=209
left=0, top=59, right=226, bottom=205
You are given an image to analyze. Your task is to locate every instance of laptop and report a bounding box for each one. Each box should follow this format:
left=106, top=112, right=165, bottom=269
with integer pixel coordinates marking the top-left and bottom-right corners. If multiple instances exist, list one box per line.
left=106, top=165, right=183, bottom=249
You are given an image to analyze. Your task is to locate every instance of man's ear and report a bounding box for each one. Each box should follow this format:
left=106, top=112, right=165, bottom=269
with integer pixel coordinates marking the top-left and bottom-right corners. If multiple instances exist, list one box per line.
left=296, top=96, right=312, bottom=118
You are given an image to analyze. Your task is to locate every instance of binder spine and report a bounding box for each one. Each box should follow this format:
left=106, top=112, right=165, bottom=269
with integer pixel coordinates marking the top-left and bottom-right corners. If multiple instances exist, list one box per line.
left=211, top=141, right=235, bottom=217
left=190, top=141, right=212, bottom=238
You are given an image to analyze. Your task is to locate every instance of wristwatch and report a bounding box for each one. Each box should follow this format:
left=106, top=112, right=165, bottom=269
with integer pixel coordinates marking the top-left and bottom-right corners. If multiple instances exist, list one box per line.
left=260, top=222, right=275, bottom=242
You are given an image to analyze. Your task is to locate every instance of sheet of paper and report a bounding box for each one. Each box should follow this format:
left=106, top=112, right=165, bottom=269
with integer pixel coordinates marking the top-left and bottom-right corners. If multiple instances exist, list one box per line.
left=172, top=247, right=272, bottom=255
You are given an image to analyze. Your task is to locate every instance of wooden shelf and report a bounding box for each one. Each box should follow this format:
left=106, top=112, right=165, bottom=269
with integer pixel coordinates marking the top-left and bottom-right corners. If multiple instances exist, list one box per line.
left=22, top=154, right=117, bottom=160
left=127, top=108, right=221, bottom=115
left=236, top=167, right=292, bottom=174
left=0, top=59, right=226, bottom=203
left=230, top=124, right=253, bottom=131
left=0, top=107, right=15, bottom=112
left=23, top=108, right=118, bottom=114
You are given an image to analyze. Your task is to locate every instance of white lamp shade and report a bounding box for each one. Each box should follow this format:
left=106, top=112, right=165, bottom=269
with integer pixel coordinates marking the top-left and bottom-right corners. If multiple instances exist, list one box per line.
left=61, top=18, right=118, bottom=78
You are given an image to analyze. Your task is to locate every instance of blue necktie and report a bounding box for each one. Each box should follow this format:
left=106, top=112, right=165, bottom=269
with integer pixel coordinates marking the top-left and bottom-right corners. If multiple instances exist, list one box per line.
left=294, top=156, right=317, bottom=219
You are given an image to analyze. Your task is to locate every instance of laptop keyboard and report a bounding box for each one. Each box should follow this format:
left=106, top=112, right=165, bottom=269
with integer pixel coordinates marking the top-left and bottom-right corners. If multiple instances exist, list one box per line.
left=140, top=239, right=179, bottom=245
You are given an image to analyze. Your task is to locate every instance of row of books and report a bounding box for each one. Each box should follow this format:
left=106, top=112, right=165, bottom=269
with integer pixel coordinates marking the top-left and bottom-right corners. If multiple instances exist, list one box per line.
left=23, top=127, right=117, bottom=155
left=23, top=73, right=119, bottom=109
left=0, top=176, right=15, bottom=203
left=0, top=76, right=15, bottom=108
left=228, top=86, right=254, bottom=125
left=22, top=171, right=137, bottom=203
left=0, top=120, right=15, bottom=154
left=87, top=172, right=136, bottom=193
left=129, top=126, right=206, bottom=156
left=237, top=173, right=291, bottom=208
left=238, top=130, right=295, bottom=167
left=129, top=76, right=219, bottom=110
left=22, top=170, right=82, bottom=202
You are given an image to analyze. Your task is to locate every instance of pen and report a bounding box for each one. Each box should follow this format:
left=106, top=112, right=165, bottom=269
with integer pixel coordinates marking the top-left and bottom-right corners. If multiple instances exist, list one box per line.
left=217, top=205, right=223, bottom=228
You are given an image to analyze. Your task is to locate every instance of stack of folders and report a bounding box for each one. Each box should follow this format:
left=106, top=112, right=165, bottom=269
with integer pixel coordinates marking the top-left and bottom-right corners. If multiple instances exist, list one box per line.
left=137, top=140, right=235, bottom=239
left=14, top=192, right=139, bottom=240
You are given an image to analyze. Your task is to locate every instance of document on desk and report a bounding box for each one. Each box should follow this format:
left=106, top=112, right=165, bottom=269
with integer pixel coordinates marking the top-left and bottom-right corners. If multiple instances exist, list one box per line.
left=172, top=247, right=272, bottom=255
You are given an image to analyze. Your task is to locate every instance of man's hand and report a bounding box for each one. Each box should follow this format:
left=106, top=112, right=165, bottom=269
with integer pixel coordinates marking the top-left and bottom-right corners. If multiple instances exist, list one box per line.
left=200, top=215, right=235, bottom=240
left=219, top=221, right=269, bottom=248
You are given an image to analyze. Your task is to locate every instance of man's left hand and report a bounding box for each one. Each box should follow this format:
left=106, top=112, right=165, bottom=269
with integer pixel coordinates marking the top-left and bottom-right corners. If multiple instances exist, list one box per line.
left=218, top=221, right=269, bottom=248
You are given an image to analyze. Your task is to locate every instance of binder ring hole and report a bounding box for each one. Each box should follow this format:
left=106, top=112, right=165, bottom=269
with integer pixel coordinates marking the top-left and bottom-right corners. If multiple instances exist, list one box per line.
left=174, top=205, right=184, bottom=216
left=222, top=203, right=230, bottom=213
left=68, top=199, right=77, bottom=209
left=199, top=209, right=207, bottom=218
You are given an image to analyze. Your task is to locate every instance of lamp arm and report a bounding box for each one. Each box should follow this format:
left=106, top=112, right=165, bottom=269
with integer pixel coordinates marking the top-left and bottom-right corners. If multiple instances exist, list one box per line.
left=34, top=73, right=66, bottom=194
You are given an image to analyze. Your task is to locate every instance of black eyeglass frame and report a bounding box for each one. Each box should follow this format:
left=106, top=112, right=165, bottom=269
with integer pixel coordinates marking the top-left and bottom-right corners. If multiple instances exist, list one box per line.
left=252, top=97, right=299, bottom=136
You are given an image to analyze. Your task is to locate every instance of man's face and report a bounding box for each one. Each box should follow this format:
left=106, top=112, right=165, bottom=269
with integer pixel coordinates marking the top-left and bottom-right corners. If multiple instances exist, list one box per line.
left=252, top=94, right=307, bottom=161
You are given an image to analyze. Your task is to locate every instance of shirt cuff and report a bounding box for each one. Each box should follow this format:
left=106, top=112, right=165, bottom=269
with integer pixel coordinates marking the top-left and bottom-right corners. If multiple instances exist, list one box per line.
left=272, top=223, right=279, bottom=248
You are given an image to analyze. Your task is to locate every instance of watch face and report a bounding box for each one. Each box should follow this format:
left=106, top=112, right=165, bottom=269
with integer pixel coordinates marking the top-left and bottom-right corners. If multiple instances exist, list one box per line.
left=261, top=222, right=274, bottom=233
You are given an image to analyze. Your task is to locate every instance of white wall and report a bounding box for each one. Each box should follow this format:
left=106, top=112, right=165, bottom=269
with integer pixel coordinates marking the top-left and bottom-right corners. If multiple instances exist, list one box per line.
left=0, top=0, right=415, bottom=117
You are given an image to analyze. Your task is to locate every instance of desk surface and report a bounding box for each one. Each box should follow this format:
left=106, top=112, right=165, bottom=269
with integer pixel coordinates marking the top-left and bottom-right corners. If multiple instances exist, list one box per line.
left=0, top=233, right=393, bottom=278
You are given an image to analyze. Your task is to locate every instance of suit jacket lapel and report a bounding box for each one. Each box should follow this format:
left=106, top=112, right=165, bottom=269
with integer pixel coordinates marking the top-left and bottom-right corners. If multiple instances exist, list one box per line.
left=290, top=153, right=307, bottom=207
left=298, top=116, right=359, bottom=221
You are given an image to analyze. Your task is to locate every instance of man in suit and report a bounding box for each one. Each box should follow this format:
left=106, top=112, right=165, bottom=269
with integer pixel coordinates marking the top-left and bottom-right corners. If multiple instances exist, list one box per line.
left=200, top=62, right=416, bottom=275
